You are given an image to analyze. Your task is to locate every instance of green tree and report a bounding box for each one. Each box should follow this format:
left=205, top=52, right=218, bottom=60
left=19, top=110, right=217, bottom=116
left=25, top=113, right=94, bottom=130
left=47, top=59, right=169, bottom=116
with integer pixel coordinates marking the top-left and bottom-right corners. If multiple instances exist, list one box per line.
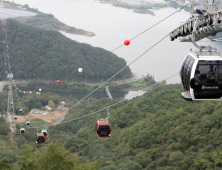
left=48, top=100, right=54, bottom=108
left=19, top=143, right=38, bottom=170
left=0, top=158, right=11, bottom=170
left=39, top=142, right=75, bottom=170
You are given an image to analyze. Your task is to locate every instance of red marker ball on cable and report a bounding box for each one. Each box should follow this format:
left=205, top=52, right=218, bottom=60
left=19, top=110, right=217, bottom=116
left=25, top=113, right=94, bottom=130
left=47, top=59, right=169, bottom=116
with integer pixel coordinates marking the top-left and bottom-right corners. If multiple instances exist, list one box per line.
left=57, top=80, right=60, bottom=84
left=124, top=39, right=130, bottom=46
left=34, top=90, right=36, bottom=93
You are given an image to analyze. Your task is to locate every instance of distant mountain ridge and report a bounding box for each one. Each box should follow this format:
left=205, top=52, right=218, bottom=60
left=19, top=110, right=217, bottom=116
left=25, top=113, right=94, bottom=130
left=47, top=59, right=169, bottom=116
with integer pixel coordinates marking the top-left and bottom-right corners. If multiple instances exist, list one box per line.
left=0, top=19, right=132, bottom=81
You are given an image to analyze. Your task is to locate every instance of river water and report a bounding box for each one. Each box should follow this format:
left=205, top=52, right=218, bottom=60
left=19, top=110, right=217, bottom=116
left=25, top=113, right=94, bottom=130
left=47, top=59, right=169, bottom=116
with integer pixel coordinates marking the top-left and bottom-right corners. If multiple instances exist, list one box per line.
left=7, top=0, right=222, bottom=86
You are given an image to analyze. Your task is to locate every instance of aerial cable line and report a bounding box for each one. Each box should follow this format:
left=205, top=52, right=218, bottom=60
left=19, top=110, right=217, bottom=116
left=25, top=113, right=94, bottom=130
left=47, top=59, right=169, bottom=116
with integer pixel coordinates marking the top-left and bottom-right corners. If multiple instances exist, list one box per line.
left=15, top=89, right=48, bottom=128
left=58, top=72, right=179, bottom=125
left=64, top=32, right=170, bottom=115
left=3, top=1, right=191, bottom=127
left=2, top=24, right=46, bottom=129
left=8, top=28, right=171, bottom=127
left=61, top=0, right=195, bottom=115
left=3, top=0, right=193, bottom=100
left=130, top=0, right=195, bottom=41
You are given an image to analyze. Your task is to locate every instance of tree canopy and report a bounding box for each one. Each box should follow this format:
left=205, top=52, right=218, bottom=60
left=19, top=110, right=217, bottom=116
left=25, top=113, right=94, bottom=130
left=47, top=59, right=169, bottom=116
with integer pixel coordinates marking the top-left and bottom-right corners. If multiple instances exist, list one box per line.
left=0, top=19, right=131, bottom=81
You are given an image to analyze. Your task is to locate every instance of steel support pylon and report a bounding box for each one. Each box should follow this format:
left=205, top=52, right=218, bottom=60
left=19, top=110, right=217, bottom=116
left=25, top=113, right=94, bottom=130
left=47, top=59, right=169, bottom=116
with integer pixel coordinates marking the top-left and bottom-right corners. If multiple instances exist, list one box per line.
left=7, top=79, right=16, bottom=132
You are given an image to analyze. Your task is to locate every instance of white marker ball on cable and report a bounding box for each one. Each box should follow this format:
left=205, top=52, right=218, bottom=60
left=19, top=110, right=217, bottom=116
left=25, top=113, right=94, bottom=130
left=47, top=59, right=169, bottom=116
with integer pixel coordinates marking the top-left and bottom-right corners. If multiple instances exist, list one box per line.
left=78, top=68, right=83, bottom=72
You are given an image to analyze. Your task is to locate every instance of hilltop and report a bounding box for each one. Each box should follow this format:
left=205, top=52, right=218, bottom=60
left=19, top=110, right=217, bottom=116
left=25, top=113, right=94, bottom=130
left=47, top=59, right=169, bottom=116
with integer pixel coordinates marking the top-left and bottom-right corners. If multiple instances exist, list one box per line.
left=0, top=19, right=132, bottom=81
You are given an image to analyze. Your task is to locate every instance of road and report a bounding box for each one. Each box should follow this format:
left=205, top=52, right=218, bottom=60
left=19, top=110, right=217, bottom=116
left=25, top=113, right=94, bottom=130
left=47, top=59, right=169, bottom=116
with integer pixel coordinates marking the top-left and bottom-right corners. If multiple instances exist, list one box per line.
left=116, top=72, right=144, bottom=85
left=86, top=72, right=144, bottom=85
left=0, top=81, right=8, bottom=92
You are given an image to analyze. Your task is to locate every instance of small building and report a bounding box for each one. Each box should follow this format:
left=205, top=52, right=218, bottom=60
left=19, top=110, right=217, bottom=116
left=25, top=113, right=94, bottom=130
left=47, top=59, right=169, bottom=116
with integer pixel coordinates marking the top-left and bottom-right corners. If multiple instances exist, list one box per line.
left=45, top=105, right=52, bottom=110
left=61, top=101, right=66, bottom=105
left=30, top=109, right=42, bottom=114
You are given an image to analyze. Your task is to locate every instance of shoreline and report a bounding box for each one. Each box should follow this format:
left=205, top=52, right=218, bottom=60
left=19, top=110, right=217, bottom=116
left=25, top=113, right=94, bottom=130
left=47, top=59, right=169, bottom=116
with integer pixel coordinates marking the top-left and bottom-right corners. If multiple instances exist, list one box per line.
left=99, top=0, right=190, bottom=15
left=2, top=1, right=95, bottom=37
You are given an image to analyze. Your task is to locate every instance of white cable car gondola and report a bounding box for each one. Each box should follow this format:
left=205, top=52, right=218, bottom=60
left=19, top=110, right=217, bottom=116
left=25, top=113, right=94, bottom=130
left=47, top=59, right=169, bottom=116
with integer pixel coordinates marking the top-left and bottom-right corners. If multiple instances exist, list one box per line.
left=26, top=121, right=30, bottom=126
left=181, top=50, right=222, bottom=101
left=20, top=128, right=25, bottom=134
left=14, top=116, right=17, bottom=120
left=175, top=5, right=222, bottom=101
left=10, top=102, right=13, bottom=105
left=41, top=129, right=48, bottom=137
left=19, top=109, right=23, bottom=113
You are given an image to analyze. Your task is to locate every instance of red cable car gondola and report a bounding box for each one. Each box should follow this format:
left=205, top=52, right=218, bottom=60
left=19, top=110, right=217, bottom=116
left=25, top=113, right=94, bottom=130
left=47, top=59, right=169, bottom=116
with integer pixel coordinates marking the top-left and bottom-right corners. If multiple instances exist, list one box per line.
left=15, top=96, right=17, bottom=99
left=8, top=88, right=10, bottom=90
left=36, top=134, right=45, bottom=144
left=95, top=119, right=111, bottom=137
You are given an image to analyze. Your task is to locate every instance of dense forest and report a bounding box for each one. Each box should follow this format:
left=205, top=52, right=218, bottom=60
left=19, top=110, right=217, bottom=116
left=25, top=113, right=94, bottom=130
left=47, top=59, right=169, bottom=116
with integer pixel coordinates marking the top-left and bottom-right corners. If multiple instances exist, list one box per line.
left=1, top=82, right=222, bottom=169
left=17, top=80, right=101, bottom=93
left=12, top=74, right=155, bottom=93
left=0, top=19, right=131, bottom=82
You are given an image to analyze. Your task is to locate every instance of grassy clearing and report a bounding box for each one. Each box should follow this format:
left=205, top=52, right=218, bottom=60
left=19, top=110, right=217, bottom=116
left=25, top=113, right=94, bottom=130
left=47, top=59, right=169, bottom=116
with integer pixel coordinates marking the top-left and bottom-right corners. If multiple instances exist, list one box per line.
left=14, top=82, right=28, bottom=87
left=133, top=9, right=155, bottom=15
left=128, top=79, right=147, bottom=87
left=128, top=86, right=149, bottom=91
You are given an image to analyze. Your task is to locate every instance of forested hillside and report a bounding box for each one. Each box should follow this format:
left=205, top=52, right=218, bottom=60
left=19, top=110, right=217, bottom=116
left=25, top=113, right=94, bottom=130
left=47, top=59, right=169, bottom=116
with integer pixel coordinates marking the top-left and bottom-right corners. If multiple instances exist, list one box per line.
left=0, top=19, right=131, bottom=81
left=1, top=83, right=222, bottom=169
left=49, top=84, right=222, bottom=170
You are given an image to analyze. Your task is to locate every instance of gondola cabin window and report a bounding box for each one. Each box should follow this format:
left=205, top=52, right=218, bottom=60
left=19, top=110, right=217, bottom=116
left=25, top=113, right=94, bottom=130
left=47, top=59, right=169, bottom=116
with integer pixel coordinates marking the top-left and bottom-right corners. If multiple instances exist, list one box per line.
left=180, top=54, right=195, bottom=91
left=194, top=60, right=222, bottom=99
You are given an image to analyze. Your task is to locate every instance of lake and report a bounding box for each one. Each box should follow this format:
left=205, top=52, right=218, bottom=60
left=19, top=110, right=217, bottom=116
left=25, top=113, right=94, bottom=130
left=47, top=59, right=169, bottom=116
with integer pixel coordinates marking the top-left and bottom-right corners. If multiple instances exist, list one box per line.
left=8, top=0, right=222, bottom=84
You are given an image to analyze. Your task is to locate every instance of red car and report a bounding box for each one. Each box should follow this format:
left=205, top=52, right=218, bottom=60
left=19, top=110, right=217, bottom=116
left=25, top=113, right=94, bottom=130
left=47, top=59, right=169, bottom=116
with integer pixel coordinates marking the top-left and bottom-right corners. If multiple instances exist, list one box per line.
left=95, top=119, right=111, bottom=137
